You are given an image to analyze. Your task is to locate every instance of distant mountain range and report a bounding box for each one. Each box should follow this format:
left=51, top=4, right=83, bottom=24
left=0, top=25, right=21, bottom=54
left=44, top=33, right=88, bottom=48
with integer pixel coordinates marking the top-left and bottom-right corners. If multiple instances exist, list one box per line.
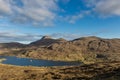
left=0, top=36, right=120, bottom=63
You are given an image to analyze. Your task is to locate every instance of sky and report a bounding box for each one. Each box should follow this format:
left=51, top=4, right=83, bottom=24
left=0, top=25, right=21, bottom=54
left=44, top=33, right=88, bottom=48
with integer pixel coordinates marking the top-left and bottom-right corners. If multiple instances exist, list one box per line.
left=0, top=0, right=120, bottom=44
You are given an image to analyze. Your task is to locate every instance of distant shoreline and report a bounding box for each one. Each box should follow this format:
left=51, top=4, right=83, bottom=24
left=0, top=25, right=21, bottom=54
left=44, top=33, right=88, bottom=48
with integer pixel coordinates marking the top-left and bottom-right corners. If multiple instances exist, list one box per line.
left=0, top=58, right=6, bottom=63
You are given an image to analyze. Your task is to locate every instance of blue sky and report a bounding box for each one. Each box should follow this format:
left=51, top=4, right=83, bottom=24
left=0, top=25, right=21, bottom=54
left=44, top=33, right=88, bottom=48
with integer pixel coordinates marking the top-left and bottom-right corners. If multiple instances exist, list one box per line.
left=0, top=0, right=120, bottom=43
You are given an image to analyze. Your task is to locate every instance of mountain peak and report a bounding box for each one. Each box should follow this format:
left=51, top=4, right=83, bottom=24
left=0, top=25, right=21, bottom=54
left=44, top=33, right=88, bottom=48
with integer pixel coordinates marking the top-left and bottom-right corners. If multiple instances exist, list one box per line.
left=41, top=36, right=52, bottom=40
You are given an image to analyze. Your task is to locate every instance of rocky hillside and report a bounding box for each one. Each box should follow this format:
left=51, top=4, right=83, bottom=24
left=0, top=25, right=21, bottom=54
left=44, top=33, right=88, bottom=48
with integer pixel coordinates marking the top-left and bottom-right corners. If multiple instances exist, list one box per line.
left=0, top=42, right=26, bottom=54
left=29, top=36, right=67, bottom=46
left=0, top=36, right=120, bottom=63
left=0, top=42, right=25, bottom=49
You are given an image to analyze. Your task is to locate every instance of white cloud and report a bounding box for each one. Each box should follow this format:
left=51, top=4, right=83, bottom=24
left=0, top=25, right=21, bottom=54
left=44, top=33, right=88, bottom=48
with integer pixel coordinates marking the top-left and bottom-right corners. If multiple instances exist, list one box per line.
left=0, top=0, right=58, bottom=26
left=0, top=0, right=120, bottom=26
left=0, top=31, right=82, bottom=43
left=63, top=11, right=91, bottom=24
left=0, top=30, right=108, bottom=43
left=0, top=0, right=12, bottom=15
left=67, top=14, right=83, bottom=24
left=86, top=0, right=120, bottom=17
left=62, top=0, right=120, bottom=23
left=49, top=33, right=83, bottom=40
left=0, top=31, right=43, bottom=43
left=49, top=31, right=107, bottom=40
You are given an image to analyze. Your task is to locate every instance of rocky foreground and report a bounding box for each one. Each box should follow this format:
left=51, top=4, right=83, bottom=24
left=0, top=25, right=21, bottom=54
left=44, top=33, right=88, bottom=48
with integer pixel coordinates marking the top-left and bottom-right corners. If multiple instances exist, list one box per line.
left=0, top=62, right=120, bottom=80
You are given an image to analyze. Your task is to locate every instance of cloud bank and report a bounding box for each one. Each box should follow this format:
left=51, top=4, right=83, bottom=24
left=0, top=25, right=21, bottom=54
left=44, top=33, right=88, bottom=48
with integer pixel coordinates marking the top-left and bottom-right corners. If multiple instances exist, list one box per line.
left=0, top=0, right=120, bottom=25
left=0, top=32, right=43, bottom=43
left=0, top=0, right=58, bottom=26
left=0, top=30, right=107, bottom=44
left=0, top=0, right=119, bottom=43
left=86, top=0, right=120, bottom=17
left=0, top=32, right=82, bottom=43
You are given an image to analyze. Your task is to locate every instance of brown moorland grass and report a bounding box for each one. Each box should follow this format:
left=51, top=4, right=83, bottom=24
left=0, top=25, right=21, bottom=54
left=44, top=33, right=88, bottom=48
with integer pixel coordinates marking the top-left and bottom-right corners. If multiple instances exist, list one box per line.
left=0, top=62, right=120, bottom=80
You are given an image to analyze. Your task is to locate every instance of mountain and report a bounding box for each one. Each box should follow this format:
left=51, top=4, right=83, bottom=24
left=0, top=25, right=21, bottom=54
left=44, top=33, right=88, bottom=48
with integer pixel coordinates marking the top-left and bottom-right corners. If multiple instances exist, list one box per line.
left=0, top=42, right=26, bottom=54
left=72, top=36, right=120, bottom=53
left=0, top=36, right=120, bottom=63
left=0, top=42, right=25, bottom=49
left=29, top=36, right=67, bottom=47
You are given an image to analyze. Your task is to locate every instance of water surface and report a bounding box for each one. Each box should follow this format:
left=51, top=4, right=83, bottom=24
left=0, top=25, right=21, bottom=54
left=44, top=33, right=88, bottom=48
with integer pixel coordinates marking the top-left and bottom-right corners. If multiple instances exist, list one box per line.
left=0, top=56, right=81, bottom=67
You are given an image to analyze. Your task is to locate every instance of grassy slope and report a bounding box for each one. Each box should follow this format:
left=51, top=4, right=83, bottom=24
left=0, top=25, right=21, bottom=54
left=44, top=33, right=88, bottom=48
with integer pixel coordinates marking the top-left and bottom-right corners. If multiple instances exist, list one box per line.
left=0, top=62, right=120, bottom=80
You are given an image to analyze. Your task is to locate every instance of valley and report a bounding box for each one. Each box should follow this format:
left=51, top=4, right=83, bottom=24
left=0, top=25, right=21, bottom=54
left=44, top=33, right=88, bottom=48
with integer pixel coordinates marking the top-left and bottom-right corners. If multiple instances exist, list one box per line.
left=0, top=36, right=120, bottom=63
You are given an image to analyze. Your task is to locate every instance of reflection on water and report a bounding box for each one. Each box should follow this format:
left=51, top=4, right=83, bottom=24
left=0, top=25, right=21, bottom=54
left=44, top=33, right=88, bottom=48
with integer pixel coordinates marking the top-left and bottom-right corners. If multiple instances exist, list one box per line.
left=0, top=56, right=81, bottom=67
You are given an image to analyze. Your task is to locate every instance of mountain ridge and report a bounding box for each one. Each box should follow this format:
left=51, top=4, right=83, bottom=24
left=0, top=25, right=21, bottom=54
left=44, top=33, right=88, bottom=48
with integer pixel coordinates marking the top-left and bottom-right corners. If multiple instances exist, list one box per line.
left=0, top=36, right=120, bottom=63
